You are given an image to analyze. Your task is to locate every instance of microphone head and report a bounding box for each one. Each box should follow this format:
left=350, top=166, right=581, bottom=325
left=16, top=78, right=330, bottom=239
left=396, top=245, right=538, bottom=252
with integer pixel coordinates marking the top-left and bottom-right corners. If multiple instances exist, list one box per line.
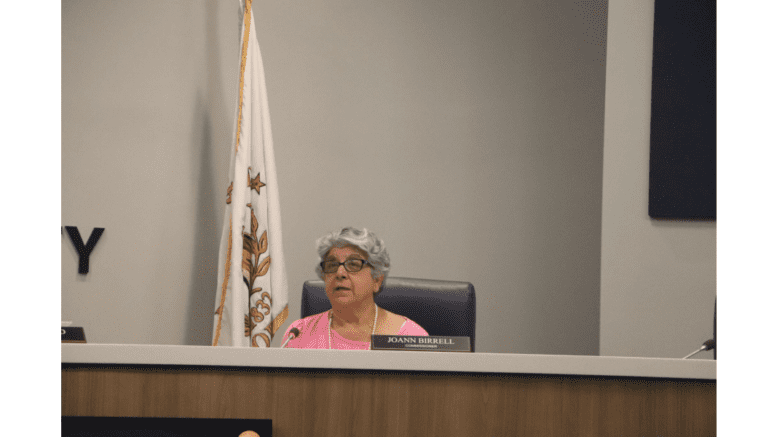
left=281, top=327, right=302, bottom=348
left=702, top=339, right=715, bottom=350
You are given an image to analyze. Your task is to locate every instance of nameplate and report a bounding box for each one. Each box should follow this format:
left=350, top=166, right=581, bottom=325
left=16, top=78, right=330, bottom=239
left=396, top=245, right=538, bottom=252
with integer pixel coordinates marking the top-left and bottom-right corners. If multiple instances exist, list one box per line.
left=61, top=327, right=86, bottom=343
left=371, top=335, right=470, bottom=352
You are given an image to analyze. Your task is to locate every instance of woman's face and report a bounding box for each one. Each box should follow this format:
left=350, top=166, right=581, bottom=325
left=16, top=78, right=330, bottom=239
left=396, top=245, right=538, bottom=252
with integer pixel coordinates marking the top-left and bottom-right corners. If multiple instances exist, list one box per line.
left=323, top=245, right=383, bottom=308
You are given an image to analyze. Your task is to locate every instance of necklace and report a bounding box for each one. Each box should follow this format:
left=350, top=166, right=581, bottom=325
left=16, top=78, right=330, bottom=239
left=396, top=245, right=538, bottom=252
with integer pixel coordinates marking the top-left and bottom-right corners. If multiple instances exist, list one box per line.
left=329, top=303, right=378, bottom=350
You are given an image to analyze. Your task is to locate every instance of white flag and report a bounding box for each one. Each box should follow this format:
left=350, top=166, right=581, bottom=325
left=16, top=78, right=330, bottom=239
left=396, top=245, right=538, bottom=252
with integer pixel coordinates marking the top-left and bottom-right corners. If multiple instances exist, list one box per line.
left=212, top=0, right=288, bottom=347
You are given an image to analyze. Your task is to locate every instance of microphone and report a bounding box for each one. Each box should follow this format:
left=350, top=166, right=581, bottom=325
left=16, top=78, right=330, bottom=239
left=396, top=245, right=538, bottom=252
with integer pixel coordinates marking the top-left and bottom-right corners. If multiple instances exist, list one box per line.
left=683, top=339, right=715, bottom=359
left=281, top=328, right=301, bottom=348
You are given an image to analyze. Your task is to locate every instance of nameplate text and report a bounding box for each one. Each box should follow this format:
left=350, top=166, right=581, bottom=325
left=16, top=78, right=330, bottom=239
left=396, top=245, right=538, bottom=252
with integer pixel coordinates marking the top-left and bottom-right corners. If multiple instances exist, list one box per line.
left=371, top=335, right=470, bottom=352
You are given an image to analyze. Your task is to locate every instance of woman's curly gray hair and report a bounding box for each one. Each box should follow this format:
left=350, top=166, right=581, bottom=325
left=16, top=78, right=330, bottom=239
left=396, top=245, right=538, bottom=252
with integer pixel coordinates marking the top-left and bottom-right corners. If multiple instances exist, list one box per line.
left=314, top=227, right=390, bottom=288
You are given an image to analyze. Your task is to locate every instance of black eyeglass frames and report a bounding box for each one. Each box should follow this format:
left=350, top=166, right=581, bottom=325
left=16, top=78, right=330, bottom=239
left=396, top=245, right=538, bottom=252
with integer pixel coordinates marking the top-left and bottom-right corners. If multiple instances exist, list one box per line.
left=320, top=259, right=370, bottom=273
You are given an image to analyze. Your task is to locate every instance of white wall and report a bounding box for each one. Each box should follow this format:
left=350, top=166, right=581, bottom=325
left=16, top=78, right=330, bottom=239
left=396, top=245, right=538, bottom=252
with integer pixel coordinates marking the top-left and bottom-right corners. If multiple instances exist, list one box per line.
left=62, top=0, right=608, bottom=355
left=599, top=0, right=716, bottom=359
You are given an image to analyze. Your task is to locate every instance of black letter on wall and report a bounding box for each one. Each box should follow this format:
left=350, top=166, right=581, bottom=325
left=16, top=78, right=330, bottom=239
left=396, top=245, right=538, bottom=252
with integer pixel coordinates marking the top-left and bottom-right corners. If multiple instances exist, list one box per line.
left=65, top=226, right=105, bottom=274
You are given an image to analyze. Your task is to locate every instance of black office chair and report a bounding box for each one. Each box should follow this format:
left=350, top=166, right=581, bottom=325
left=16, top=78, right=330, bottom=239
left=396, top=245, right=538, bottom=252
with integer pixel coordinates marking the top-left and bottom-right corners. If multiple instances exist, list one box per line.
left=301, top=277, right=477, bottom=351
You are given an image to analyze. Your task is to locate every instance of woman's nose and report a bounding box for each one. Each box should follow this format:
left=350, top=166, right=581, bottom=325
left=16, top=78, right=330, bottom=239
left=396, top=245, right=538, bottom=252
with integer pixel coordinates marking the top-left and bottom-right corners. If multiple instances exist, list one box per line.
left=335, top=264, right=348, bottom=278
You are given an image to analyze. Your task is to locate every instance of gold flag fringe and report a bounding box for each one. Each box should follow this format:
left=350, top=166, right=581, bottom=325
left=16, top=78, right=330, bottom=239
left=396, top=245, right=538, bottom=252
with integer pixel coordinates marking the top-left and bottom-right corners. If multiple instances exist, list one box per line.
left=212, top=219, right=233, bottom=346
left=272, top=305, right=289, bottom=337
left=235, top=0, right=253, bottom=153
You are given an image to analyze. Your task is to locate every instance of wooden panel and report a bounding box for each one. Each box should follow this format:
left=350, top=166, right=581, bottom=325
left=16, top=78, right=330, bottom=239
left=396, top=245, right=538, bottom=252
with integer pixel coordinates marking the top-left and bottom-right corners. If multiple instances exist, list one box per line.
left=62, top=365, right=715, bottom=437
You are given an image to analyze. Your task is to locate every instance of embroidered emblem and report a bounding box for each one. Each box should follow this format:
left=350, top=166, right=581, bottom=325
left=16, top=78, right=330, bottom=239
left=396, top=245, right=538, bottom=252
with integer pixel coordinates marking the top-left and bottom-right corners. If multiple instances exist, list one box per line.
left=241, top=209, right=273, bottom=346
left=248, top=167, right=265, bottom=195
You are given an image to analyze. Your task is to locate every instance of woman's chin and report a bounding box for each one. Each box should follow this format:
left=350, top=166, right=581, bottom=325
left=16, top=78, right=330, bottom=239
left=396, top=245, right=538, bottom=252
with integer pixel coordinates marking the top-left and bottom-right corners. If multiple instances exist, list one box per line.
left=329, top=294, right=353, bottom=306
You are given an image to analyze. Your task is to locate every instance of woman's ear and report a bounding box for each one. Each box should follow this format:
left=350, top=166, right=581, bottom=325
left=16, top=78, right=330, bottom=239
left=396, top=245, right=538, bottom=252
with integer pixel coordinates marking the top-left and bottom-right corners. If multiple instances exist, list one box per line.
left=373, top=275, right=384, bottom=294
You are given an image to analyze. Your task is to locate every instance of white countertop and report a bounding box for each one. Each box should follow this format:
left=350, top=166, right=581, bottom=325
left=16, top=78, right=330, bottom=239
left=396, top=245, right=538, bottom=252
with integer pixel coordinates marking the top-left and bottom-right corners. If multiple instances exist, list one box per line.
left=62, top=344, right=716, bottom=380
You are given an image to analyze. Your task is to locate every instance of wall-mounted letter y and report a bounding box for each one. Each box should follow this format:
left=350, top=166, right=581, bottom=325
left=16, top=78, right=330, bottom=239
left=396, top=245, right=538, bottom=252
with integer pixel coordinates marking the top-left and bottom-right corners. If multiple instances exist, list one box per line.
left=65, top=226, right=105, bottom=274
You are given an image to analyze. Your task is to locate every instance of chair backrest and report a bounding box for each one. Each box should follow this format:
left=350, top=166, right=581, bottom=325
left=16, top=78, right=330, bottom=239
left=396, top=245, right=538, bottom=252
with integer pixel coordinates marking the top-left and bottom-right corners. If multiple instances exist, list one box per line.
left=301, top=277, right=477, bottom=351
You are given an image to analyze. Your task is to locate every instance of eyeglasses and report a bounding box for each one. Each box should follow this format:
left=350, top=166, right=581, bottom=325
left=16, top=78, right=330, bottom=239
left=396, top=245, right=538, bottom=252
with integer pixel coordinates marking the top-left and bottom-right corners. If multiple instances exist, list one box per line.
left=320, top=259, right=370, bottom=274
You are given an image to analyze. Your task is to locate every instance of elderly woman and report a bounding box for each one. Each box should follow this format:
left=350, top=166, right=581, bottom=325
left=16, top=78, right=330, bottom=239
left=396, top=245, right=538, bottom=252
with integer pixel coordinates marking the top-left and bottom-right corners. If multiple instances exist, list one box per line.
left=281, top=227, right=428, bottom=350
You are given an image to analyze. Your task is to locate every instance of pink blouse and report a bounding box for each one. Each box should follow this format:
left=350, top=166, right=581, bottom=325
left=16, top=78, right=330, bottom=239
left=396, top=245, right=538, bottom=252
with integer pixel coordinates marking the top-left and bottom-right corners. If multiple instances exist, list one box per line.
left=280, top=310, right=429, bottom=350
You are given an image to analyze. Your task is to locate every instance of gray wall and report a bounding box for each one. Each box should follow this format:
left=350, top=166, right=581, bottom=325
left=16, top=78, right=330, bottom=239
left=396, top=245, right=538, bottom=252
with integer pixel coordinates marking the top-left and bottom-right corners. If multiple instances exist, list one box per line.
left=63, top=0, right=711, bottom=358
left=252, top=0, right=607, bottom=354
left=62, top=0, right=236, bottom=345
left=599, top=0, right=716, bottom=359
